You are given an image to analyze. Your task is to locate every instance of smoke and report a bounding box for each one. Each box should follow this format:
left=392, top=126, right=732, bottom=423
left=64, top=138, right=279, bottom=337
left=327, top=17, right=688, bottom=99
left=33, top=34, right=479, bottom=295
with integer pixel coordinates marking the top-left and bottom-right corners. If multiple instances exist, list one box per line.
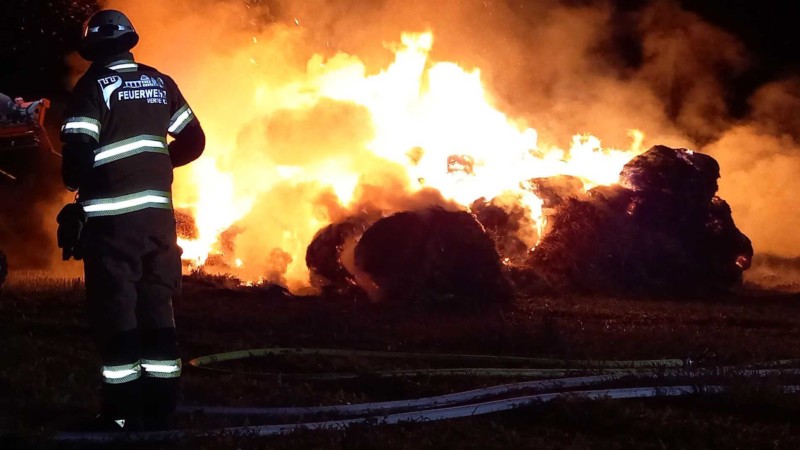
left=705, top=79, right=800, bottom=257
left=92, top=0, right=799, bottom=289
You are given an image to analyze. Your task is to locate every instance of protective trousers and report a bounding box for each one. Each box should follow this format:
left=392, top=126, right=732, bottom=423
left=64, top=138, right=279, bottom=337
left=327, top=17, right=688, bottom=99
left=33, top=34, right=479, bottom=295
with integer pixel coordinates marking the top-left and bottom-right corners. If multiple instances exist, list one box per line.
left=82, top=208, right=182, bottom=422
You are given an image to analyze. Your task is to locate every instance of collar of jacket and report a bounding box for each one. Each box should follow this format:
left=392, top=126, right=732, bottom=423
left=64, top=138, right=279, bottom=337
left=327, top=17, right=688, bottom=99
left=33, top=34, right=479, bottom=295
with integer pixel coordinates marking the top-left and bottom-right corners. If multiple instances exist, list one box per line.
left=91, top=52, right=136, bottom=71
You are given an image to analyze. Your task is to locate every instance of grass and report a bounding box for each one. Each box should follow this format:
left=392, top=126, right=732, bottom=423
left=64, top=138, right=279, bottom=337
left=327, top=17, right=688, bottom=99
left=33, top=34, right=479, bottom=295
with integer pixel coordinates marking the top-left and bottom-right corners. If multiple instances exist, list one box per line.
left=1, top=270, right=800, bottom=449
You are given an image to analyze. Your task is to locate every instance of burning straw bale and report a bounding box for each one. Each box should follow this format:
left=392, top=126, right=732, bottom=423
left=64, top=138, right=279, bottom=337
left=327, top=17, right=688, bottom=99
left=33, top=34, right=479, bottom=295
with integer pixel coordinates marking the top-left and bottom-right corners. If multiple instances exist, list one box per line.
left=306, top=214, right=375, bottom=294
left=529, top=145, right=753, bottom=296
left=353, top=208, right=510, bottom=306
left=528, top=175, right=585, bottom=209
left=470, top=197, right=533, bottom=266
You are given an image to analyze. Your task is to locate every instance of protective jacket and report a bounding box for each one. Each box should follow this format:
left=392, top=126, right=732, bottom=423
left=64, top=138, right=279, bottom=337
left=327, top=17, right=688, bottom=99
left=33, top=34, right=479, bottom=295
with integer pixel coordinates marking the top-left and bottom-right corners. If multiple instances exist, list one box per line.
left=61, top=51, right=203, bottom=208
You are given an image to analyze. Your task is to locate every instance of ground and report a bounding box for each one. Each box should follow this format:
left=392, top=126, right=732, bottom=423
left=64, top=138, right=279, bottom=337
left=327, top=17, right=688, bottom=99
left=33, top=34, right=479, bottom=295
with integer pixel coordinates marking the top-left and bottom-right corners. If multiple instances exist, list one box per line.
left=1, top=270, right=800, bottom=449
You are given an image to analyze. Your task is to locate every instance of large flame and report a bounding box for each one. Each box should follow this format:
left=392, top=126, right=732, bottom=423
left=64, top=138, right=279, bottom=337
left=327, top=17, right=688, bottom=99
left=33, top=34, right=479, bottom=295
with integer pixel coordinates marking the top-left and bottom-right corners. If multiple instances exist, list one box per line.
left=176, top=31, right=644, bottom=288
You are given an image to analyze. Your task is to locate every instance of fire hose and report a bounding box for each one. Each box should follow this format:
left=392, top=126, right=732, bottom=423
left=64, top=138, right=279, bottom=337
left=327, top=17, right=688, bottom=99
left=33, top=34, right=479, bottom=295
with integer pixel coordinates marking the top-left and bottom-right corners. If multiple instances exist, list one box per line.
left=49, top=348, right=800, bottom=443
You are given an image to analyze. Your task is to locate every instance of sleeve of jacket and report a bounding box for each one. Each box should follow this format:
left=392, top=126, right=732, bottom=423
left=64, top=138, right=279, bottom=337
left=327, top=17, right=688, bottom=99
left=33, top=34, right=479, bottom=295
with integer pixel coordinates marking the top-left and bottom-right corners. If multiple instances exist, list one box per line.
left=166, top=77, right=204, bottom=167
left=60, top=76, right=103, bottom=191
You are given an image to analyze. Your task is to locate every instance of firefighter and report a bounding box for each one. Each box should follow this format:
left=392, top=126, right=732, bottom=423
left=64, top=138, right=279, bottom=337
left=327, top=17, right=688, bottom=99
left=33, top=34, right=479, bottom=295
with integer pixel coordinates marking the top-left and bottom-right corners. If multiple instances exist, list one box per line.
left=57, top=9, right=205, bottom=431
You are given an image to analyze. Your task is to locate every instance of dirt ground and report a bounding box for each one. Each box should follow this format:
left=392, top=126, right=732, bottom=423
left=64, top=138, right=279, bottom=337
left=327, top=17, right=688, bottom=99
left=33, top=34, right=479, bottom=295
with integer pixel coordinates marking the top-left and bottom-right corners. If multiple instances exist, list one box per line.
left=1, top=269, right=800, bottom=449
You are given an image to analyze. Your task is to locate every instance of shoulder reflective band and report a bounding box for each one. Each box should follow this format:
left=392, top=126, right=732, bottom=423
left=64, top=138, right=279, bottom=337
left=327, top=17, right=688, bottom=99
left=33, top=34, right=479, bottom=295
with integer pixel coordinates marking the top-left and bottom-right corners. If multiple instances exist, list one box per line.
left=102, top=361, right=142, bottom=385
left=81, top=190, right=173, bottom=218
left=107, top=60, right=138, bottom=73
left=61, top=116, right=101, bottom=142
left=141, top=358, right=182, bottom=379
left=93, top=135, right=168, bottom=167
left=168, top=104, right=194, bottom=134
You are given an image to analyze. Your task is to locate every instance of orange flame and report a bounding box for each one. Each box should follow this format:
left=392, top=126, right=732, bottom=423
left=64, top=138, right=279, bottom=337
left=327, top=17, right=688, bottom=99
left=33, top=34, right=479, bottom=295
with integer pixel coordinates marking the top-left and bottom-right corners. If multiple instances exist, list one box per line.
left=176, top=31, right=645, bottom=288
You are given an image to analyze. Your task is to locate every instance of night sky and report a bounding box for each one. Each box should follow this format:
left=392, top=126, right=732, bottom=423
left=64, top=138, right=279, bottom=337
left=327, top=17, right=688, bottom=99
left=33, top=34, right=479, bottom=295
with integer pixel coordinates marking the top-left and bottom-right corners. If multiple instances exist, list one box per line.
left=1, top=0, right=798, bottom=106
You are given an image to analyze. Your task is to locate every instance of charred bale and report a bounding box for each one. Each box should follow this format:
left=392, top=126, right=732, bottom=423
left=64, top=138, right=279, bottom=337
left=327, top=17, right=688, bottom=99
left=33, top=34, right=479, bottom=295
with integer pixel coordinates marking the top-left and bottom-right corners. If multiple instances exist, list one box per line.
left=620, top=145, right=719, bottom=199
left=699, top=197, right=754, bottom=286
left=354, top=208, right=508, bottom=307
left=587, top=184, right=634, bottom=211
left=528, top=175, right=585, bottom=208
left=470, top=197, right=533, bottom=266
left=306, top=216, right=372, bottom=294
left=530, top=146, right=751, bottom=296
left=530, top=197, right=695, bottom=295
left=620, top=145, right=719, bottom=230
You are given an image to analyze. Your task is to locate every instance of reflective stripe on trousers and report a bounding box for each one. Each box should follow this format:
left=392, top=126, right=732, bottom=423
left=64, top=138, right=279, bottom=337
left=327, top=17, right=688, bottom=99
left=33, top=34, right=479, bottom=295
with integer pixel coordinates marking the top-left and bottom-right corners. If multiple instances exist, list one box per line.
left=101, top=358, right=181, bottom=384
left=102, top=361, right=142, bottom=384
left=141, top=358, right=182, bottom=379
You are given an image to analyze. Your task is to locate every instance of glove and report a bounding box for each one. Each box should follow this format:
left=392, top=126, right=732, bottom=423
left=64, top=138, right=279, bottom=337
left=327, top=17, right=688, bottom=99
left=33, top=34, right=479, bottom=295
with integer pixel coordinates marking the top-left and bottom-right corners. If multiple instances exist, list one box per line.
left=56, top=203, right=87, bottom=261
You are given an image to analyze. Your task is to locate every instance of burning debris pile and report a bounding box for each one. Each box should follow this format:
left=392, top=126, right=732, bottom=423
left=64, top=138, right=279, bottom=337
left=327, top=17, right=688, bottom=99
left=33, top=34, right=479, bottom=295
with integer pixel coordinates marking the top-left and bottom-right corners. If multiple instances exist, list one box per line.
left=301, top=145, right=752, bottom=302
left=529, top=145, right=753, bottom=296
left=122, top=3, right=768, bottom=300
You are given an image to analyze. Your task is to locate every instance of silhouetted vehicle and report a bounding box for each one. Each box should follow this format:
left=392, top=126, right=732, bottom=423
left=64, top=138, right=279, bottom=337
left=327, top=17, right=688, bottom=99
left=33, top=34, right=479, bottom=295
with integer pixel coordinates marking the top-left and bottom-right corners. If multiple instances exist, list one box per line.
left=1, top=93, right=58, bottom=285
left=0, top=93, right=57, bottom=180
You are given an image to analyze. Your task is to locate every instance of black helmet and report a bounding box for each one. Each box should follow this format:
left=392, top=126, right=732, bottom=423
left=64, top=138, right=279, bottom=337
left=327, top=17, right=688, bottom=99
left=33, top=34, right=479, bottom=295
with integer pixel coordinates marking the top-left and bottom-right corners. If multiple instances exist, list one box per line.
left=79, top=9, right=139, bottom=61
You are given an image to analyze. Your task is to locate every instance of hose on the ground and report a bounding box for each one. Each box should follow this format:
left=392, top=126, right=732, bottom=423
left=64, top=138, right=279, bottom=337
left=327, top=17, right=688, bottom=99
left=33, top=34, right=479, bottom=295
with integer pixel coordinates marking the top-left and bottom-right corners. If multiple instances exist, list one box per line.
left=44, top=347, right=800, bottom=443
left=54, top=385, right=800, bottom=443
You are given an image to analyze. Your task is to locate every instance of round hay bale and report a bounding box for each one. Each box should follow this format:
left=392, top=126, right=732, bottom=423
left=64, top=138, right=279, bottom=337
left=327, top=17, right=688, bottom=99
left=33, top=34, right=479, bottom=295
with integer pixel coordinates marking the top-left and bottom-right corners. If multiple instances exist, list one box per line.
left=620, top=145, right=719, bottom=204
left=530, top=146, right=752, bottom=297
left=306, top=216, right=372, bottom=293
left=354, top=208, right=509, bottom=307
left=470, top=197, right=533, bottom=266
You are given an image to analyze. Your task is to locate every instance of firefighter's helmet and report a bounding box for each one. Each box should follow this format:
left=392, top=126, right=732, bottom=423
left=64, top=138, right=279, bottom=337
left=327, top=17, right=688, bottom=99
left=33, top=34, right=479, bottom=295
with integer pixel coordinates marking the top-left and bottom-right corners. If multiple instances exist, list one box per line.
left=79, top=10, right=139, bottom=61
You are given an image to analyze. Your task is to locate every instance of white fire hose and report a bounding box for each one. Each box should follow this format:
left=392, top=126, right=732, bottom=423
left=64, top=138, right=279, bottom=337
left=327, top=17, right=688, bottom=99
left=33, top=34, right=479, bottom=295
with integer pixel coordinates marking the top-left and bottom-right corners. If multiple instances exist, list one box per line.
left=46, top=347, right=800, bottom=443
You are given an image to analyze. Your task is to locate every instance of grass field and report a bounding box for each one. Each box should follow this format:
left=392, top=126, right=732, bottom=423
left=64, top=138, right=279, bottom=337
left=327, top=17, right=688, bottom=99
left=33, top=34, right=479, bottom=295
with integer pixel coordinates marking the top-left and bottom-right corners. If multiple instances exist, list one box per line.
left=2, top=268, right=800, bottom=449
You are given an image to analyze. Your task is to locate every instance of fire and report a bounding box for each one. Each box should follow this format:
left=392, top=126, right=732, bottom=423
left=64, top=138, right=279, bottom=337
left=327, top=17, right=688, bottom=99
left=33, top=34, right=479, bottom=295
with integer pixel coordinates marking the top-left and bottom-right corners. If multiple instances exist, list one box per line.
left=175, top=31, right=644, bottom=288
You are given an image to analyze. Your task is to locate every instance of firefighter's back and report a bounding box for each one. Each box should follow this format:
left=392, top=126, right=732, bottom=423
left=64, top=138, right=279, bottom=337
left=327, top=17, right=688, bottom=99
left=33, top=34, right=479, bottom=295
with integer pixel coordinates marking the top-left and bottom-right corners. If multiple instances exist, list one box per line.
left=67, top=57, right=194, bottom=220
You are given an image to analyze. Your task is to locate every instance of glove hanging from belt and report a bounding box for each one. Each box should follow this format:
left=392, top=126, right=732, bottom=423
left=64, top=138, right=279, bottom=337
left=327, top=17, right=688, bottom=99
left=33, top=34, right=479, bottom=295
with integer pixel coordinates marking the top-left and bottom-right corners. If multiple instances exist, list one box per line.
left=56, top=203, right=87, bottom=261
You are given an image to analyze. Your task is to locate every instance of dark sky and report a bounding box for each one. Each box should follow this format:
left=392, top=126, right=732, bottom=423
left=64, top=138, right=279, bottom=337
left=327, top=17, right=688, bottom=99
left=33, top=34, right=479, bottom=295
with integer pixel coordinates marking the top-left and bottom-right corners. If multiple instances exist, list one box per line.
left=0, top=0, right=798, bottom=102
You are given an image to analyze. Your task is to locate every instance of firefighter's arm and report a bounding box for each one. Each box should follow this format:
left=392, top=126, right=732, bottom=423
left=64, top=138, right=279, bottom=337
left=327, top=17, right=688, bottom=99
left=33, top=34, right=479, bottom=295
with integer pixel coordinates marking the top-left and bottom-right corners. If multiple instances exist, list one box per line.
left=60, top=77, right=102, bottom=191
left=61, top=135, right=97, bottom=191
left=168, top=119, right=205, bottom=167
left=166, top=76, right=204, bottom=167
